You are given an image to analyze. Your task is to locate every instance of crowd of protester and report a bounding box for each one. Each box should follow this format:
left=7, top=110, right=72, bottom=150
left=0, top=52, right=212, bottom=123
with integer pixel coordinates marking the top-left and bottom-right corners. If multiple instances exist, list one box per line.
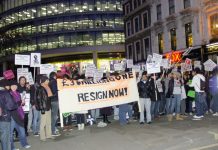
left=1, top=65, right=218, bottom=150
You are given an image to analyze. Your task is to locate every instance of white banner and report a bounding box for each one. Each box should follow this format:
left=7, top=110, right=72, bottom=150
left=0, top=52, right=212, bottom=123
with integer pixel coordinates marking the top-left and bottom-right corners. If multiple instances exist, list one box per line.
left=15, top=54, right=30, bottom=66
left=114, top=63, right=124, bottom=71
left=57, top=72, right=140, bottom=127
left=161, top=59, right=170, bottom=69
left=21, top=93, right=30, bottom=112
left=30, top=53, right=41, bottom=67
left=17, top=68, right=29, bottom=82
left=153, top=53, right=163, bottom=64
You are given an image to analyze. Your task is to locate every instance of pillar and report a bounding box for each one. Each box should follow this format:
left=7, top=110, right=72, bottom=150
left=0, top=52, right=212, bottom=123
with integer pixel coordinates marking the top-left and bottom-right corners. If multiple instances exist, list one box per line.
left=93, top=51, right=98, bottom=67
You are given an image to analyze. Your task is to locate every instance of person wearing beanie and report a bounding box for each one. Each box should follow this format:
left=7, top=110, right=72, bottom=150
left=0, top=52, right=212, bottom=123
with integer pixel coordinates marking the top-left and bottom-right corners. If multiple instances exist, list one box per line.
left=0, top=79, right=18, bottom=150
left=36, top=75, right=54, bottom=141
left=9, top=80, right=31, bottom=149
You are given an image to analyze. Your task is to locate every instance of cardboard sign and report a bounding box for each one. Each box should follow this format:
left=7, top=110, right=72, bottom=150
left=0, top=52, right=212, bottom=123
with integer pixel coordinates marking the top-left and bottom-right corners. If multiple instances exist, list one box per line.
left=57, top=72, right=140, bottom=127
left=194, top=61, right=202, bottom=69
left=40, top=64, right=55, bottom=76
left=153, top=53, right=163, bottom=64
left=146, top=55, right=153, bottom=63
left=15, top=54, right=30, bottom=66
left=85, top=64, right=96, bottom=78
left=94, top=70, right=104, bottom=81
left=30, top=53, right=41, bottom=67
left=3, top=70, right=15, bottom=80
left=27, top=72, right=34, bottom=85
left=204, top=59, right=217, bottom=71
left=17, top=68, right=29, bottom=82
left=132, top=65, right=141, bottom=72
left=21, top=93, right=30, bottom=112
left=146, top=63, right=161, bottom=74
left=114, top=63, right=123, bottom=71
left=161, top=59, right=170, bottom=69
left=127, top=59, right=133, bottom=68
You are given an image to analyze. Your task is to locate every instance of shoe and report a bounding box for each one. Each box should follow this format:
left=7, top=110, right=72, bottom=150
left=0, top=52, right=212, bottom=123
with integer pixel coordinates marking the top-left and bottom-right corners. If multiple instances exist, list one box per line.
left=206, top=111, right=209, bottom=115
left=52, top=133, right=61, bottom=137
left=24, top=145, right=31, bottom=149
left=34, top=133, right=39, bottom=136
left=40, top=139, right=46, bottom=142
left=181, top=114, right=188, bottom=118
left=140, top=122, right=144, bottom=125
left=167, top=115, right=173, bottom=122
left=213, top=112, right=218, bottom=116
left=189, top=112, right=193, bottom=116
left=193, top=115, right=202, bottom=119
left=192, top=118, right=202, bottom=120
left=209, top=109, right=214, bottom=114
left=147, top=122, right=152, bottom=124
left=47, top=136, right=55, bottom=140
left=97, top=121, right=107, bottom=128
left=176, top=114, right=183, bottom=121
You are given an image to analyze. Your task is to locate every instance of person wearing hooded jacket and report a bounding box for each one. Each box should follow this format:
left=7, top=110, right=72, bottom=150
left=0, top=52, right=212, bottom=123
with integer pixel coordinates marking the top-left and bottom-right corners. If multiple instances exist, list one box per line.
left=0, top=79, right=18, bottom=150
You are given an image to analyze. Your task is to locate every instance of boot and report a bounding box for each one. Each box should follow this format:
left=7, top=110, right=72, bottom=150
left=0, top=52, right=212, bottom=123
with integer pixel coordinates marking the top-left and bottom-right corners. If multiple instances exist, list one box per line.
left=167, top=115, right=173, bottom=122
left=176, top=114, right=184, bottom=121
left=105, top=115, right=111, bottom=124
left=81, top=124, right=85, bottom=130
left=77, top=124, right=81, bottom=130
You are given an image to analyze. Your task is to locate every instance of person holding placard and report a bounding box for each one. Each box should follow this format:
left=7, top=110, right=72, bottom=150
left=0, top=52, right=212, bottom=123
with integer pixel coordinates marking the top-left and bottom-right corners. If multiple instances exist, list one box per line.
left=9, top=80, right=31, bottom=149
left=137, top=71, right=152, bottom=124
left=17, top=76, right=30, bottom=136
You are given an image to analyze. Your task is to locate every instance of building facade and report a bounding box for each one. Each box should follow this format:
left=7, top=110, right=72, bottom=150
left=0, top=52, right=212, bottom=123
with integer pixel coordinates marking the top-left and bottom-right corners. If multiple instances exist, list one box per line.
left=123, top=0, right=218, bottom=63
left=0, top=0, right=125, bottom=74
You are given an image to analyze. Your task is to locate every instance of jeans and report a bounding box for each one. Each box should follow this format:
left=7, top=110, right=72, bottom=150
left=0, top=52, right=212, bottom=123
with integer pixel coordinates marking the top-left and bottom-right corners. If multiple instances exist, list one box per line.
left=32, top=107, right=41, bottom=134
left=91, top=109, right=100, bottom=121
left=0, top=121, right=11, bottom=150
left=159, top=93, right=166, bottom=113
left=180, top=99, right=186, bottom=114
left=119, top=104, right=129, bottom=125
left=10, top=118, right=29, bottom=149
left=76, top=114, right=85, bottom=124
left=139, top=98, right=151, bottom=123
left=165, top=98, right=172, bottom=115
left=27, top=106, right=33, bottom=131
left=51, top=101, right=59, bottom=134
left=195, top=92, right=206, bottom=116
left=170, top=94, right=181, bottom=114
left=151, top=101, right=160, bottom=119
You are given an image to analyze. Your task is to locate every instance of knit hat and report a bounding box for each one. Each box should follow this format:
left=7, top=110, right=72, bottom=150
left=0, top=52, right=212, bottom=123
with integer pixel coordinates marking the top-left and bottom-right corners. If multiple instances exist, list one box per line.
left=0, top=79, right=10, bottom=87
left=40, top=76, right=49, bottom=84
left=9, top=80, right=18, bottom=86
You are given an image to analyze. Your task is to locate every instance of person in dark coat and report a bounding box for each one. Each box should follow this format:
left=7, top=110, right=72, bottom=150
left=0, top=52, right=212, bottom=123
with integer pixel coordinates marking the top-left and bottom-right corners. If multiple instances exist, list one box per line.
left=0, top=79, right=18, bottom=150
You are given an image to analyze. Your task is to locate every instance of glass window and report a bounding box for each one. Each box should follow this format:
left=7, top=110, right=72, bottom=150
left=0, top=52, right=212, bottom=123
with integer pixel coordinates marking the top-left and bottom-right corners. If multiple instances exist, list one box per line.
left=157, top=4, right=162, bottom=21
left=158, top=33, right=164, bottom=54
left=126, top=21, right=131, bottom=36
left=134, top=16, right=139, bottom=33
left=169, top=0, right=175, bottom=15
left=135, top=41, right=141, bottom=61
left=127, top=44, right=133, bottom=59
left=125, top=3, right=130, bottom=15
left=170, top=28, right=177, bottom=50
left=142, top=11, right=149, bottom=29
left=210, top=13, right=218, bottom=39
left=143, top=38, right=150, bottom=58
left=184, top=0, right=191, bottom=9
left=185, top=23, right=193, bottom=48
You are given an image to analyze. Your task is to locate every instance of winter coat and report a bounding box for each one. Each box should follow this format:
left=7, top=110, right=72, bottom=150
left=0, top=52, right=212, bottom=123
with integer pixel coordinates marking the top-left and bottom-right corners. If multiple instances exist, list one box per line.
left=36, top=86, right=51, bottom=114
left=137, top=80, right=150, bottom=98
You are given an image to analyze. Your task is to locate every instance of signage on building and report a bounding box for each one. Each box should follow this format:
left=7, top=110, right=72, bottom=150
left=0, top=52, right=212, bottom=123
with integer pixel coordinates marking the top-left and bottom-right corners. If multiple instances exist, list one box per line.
left=165, top=51, right=183, bottom=63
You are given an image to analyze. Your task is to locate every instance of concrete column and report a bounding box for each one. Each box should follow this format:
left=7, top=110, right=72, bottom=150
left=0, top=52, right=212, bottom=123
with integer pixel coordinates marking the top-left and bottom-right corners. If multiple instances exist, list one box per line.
left=93, top=51, right=98, bottom=67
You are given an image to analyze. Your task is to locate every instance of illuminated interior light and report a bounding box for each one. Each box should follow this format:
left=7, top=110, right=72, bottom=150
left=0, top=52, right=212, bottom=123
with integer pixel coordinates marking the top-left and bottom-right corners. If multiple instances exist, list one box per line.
left=32, top=9, right=36, bottom=12
left=61, top=4, right=64, bottom=7
left=51, top=6, right=56, bottom=9
left=82, top=5, right=87, bottom=9
left=42, top=7, right=46, bottom=10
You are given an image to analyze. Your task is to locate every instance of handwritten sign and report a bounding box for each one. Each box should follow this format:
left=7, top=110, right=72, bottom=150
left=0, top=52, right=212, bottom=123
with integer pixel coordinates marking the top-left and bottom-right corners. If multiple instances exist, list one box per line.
left=15, top=54, right=30, bottom=66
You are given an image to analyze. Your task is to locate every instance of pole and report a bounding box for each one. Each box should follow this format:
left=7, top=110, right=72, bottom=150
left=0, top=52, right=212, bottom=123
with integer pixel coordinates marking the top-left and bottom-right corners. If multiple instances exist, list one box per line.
left=33, top=67, right=36, bottom=83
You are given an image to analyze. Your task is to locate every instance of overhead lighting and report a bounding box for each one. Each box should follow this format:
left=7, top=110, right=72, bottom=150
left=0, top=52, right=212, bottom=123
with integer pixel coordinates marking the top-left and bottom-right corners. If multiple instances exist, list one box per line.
left=48, top=10, right=52, bottom=14
left=61, top=4, right=64, bottom=7
left=66, top=8, right=70, bottom=11
left=82, top=5, right=87, bottom=9
left=42, top=7, right=46, bottom=10
left=32, top=9, right=36, bottom=12
left=216, top=24, right=218, bottom=28
left=74, top=7, right=79, bottom=10
left=51, top=5, right=56, bottom=9
left=54, top=9, right=58, bottom=12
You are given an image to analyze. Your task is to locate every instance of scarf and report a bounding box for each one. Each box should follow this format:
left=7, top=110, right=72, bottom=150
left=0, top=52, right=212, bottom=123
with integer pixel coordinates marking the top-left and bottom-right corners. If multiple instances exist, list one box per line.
left=42, top=84, right=53, bottom=97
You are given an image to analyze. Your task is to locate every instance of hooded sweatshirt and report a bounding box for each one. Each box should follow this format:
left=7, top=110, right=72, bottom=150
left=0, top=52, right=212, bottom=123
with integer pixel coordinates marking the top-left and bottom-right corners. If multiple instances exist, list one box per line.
left=189, top=74, right=205, bottom=92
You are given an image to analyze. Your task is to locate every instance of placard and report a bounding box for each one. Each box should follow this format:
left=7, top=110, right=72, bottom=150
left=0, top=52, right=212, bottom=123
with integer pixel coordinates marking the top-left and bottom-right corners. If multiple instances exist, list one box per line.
left=30, top=53, right=41, bottom=67
left=194, top=61, right=202, bottom=69
left=3, top=70, right=15, bottom=80
left=85, top=64, right=96, bottom=78
left=161, top=59, right=170, bottom=69
left=15, top=54, right=30, bottom=66
left=17, top=68, right=29, bottom=81
left=127, top=59, right=133, bottom=68
left=153, top=53, right=163, bottom=64
left=40, top=64, right=55, bottom=76
left=146, top=63, right=161, bottom=74
left=132, top=65, right=141, bottom=72
left=21, top=93, right=30, bottom=112
left=114, top=63, right=123, bottom=71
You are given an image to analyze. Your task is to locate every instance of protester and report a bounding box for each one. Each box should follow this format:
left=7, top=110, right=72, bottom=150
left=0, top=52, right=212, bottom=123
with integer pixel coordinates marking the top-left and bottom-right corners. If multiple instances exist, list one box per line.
left=9, top=80, right=31, bottom=149
left=36, top=75, right=54, bottom=141
left=49, top=72, right=61, bottom=136
left=189, top=68, right=206, bottom=120
left=30, top=75, right=41, bottom=136
left=17, top=76, right=30, bottom=136
left=149, top=74, right=160, bottom=120
left=137, top=71, right=152, bottom=124
left=0, top=79, right=18, bottom=150
left=165, top=72, right=173, bottom=115
left=209, top=67, right=218, bottom=116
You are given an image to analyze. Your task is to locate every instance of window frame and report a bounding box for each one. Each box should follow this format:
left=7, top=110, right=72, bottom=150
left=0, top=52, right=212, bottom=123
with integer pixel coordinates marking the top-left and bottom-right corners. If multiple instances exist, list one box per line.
left=142, top=10, right=149, bottom=29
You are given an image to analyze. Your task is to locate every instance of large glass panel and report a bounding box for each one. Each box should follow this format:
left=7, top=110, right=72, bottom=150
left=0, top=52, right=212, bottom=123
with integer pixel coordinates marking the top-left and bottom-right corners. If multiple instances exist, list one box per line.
left=170, top=28, right=177, bottom=50
left=185, top=23, right=193, bottom=47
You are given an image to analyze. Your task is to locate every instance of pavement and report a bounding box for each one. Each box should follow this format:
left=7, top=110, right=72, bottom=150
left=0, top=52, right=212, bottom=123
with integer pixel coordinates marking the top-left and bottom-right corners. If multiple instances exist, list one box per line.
left=15, top=115, right=218, bottom=150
